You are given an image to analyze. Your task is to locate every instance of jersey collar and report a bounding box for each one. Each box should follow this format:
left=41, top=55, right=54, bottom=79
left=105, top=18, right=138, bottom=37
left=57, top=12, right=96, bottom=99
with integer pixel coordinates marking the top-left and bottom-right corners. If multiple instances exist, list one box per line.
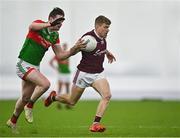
left=94, top=30, right=103, bottom=40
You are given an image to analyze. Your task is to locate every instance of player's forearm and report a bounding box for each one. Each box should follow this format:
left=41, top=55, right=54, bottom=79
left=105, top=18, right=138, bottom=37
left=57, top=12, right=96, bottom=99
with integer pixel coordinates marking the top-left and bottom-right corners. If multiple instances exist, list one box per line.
left=57, top=47, right=79, bottom=60
left=29, top=22, right=51, bottom=31
left=69, top=45, right=79, bottom=56
left=56, top=51, right=72, bottom=60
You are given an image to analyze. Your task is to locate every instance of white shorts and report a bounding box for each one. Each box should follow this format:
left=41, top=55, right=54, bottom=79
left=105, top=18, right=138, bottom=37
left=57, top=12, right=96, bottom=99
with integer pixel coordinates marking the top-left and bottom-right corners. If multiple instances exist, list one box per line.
left=73, top=70, right=106, bottom=88
left=16, top=59, right=39, bottom=80
left=58, top=73, right=71, bottom=83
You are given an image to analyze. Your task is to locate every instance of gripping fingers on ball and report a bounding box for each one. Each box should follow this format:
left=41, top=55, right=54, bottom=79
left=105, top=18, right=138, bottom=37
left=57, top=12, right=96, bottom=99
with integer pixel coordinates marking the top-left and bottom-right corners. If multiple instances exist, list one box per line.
left=83, top=39, right=90, bottom=45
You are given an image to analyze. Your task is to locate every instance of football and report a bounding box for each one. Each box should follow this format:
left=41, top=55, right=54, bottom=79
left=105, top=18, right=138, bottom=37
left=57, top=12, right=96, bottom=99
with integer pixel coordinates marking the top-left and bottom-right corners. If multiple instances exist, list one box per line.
left=81, top=35, right=97, bottom=52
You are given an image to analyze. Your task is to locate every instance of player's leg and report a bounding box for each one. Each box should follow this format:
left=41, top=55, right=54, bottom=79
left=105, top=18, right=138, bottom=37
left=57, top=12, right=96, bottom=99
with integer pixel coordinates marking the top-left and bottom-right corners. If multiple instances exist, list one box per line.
left=58, top=80, right=63, bottom=94
left=92, top=78, right=111, bottom=117
left=45, top=69, right=85, bottom=107
left=65, top=82, right=70, bottom=94
left=65, top=82, right=71, bottom=108
left=57, top=80, right=63, bottom=109
left=90, top=78, right=112, bottom=132
left=24, top=69, right=50, bottom=123
left=67, top=84, right=85, bottom=105
left=7, top=80, right=35, bottom=133
left=63, top=70, right=86, bottom=106
left=44, top=84, right=85, bottom=107
left=26, top=69, right=50, bottom=104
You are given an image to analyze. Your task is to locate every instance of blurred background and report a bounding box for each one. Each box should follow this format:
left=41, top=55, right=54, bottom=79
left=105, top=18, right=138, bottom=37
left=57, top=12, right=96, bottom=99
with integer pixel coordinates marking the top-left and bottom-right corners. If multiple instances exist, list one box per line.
left=0, top=0, right=180, bottom=100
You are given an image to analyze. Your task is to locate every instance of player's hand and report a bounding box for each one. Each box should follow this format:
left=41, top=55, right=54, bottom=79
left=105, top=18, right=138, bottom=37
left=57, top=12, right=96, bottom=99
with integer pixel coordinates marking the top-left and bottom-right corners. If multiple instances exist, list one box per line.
left=70, top=39, right=87, bottom=55
left=74, top=38, right=87, bottom=51
left=50, top=17, right=65, bottom=26
left=106, top=51, right=116, bottom=63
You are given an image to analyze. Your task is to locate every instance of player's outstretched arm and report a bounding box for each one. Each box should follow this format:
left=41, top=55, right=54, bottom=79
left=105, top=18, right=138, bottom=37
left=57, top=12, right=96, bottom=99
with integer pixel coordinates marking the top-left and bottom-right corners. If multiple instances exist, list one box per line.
left=29, top=22, right=51, bottom=31
left=106, top=50, right=116, bottom=63
left=52, top=39, right=86, bottom=60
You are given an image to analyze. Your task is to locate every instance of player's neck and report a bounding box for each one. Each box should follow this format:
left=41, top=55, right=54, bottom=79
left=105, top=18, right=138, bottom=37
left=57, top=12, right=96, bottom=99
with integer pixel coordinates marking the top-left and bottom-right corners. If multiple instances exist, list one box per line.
left=94, top=29, right=103, bottom=40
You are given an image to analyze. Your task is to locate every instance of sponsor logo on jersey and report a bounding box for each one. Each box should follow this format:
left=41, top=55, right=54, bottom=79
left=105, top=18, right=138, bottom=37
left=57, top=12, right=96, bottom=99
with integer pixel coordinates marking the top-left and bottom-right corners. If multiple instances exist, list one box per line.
left=94, top=49, right=107, bottom=56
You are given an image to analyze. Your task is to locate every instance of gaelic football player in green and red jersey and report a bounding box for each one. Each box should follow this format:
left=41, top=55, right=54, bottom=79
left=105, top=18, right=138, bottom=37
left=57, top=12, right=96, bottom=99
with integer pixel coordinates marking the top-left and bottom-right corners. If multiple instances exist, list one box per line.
left=6, top=7, right=86, bottom=133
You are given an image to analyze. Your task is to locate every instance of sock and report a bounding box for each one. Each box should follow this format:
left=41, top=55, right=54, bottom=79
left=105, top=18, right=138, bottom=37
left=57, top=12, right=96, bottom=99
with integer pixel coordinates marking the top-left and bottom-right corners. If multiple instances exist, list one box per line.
left=11, top=114, right=18, bottom=124
left=26, top=100, right=34, bottom=108
left=93, top=116, right=101, bottom=124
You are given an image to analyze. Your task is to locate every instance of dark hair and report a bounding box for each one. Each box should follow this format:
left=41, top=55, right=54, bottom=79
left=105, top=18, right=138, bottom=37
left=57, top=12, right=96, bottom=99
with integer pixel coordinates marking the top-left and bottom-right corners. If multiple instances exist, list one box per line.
left=48, top=7, right=65, bottom=19
left=95, top=15, right=111, bottom=26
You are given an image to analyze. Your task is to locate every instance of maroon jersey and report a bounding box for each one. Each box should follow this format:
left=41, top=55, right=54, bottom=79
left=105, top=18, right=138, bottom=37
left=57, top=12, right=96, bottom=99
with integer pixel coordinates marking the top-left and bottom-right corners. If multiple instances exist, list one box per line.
left=77, top=30, right=107, bottom=73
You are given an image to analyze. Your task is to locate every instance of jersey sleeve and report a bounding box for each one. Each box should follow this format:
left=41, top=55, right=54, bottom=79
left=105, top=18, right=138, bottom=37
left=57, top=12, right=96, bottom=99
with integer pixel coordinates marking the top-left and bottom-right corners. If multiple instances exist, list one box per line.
left=55, top=38, right=60, bottom=45
left=33, top=20, right=45, bottom=23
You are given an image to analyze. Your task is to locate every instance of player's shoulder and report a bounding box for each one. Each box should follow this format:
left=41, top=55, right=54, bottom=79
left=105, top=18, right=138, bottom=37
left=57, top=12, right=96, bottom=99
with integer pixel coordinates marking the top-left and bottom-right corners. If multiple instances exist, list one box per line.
left=82, top=30, right=94, bottom=37
left=82, top=30, right=103, bottom=43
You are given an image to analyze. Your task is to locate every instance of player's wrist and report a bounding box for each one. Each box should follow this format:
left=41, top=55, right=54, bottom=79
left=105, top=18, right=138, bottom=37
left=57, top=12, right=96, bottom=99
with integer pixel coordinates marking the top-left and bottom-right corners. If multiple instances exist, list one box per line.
left=105, top=50, right=109, bottom=54
left=46, top=22, right=51, bottom=28
left=70, top=46, right=78, bottom=56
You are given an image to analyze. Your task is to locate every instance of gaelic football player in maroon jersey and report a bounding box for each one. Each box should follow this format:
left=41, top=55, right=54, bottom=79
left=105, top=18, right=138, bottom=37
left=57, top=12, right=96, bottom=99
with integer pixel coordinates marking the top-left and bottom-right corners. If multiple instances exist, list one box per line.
left=6, top=7, right=86, bottom=133
left=45, top=15, right=116, bottom=132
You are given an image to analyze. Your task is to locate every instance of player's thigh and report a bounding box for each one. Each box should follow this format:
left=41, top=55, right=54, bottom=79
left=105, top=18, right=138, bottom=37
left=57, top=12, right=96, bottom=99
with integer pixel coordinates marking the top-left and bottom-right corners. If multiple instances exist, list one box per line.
left=25, top=69, right=50, bottom=87
left=21, top=80, right=36, bottom=98
left=69, top=85, right=85, bottom=103
left=92, top=78, right=111, bottom=98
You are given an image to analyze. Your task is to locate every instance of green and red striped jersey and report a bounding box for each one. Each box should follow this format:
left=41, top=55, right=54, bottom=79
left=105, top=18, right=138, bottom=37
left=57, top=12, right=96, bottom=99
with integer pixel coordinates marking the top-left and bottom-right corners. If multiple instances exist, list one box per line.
left=18, top=20, right=60, bottom=66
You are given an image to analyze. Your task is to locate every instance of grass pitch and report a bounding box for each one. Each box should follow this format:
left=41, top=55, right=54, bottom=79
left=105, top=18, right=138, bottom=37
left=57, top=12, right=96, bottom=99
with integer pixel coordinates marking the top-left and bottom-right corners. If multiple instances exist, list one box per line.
left=0, top=100, right=180, bottom=137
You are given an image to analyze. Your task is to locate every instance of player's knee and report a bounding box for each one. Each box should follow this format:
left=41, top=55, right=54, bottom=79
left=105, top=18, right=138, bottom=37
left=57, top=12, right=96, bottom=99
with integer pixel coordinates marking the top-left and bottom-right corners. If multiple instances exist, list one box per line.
left=104, top=94, right=112, bottom=101
left=21, top=96, right=30, bottom=104
left=41, top=80, right=51, bottom=91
